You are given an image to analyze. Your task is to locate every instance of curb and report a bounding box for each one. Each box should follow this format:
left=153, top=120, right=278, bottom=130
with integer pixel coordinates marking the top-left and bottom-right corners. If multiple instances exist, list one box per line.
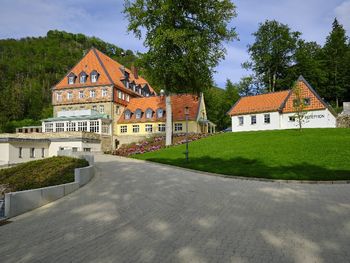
left=113, top=155, right=350, bottom=185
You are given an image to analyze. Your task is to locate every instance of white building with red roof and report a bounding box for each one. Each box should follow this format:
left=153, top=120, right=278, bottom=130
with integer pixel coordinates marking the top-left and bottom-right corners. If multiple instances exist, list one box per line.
left=228, top=76, right=337, bottom=132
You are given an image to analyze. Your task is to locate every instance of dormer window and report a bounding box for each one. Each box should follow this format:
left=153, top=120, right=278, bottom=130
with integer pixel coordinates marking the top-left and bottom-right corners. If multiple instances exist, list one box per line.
left=146, top=109, right=153, bottom=119
left=79, top=72, right=88, bottom=83
left=68, top=72, right=76, bottom=84
left=91, top=70, right=99, bottom=83
left=125, top=110, right=131, bottom=120
left=135, top=109, right=142, bottom=119
left=157, top=108, right=164, bottom=118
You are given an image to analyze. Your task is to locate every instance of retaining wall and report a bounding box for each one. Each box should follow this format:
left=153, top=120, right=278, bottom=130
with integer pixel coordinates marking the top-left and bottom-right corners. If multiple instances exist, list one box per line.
left=4, top=153, right=95, bottom=218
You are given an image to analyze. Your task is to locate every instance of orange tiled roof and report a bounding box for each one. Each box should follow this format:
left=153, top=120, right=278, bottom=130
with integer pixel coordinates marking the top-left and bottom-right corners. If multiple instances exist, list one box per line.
left=54, top=48, right=155, bottom=95
left=118, top=94, right=200, bottom=123
left=228, top=90, right=290, bottom=116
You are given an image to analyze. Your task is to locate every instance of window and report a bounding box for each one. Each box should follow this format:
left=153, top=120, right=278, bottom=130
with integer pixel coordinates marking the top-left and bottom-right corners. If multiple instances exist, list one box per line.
left=120, top=125, right=127, bottom=133
left=116, top=106, right=121, bottom=115
left=91, top=72, right=98, bottom=83
left=145, top=124, right=153, bottom=133
left=79, top=91, right=84, bottom=99
left=41, top=148, right=45, bottom=158
left=80, top=73, right=87, bottom=83
left=30, top=148, right=35, bottom=158
left=77, top=121, right=87, bottom=131
left=264, top=114, right=270, bottom=124
left=157, top=108, right=164, bottom=118
left=158, top=123, right=165, bottom=132
left=132, top=125, right=140, bottom=133
left=67, top=92, right=73, bottom=100
left=174, top=123, right=183, bottom=131
left=238, top=116, right=244, bottom=126
left=146, top=109, right=152, bottom=119
left=122, top=93, right=125, bottom=100
left=99, top=105, right=104, bottom=113
left=90, top=90, right=96, bottom=98
left=83, top=148, right=91, bottom=152
left=102, top=89, right=107, bottom=97
left=303, top=98, right=311, bottom=106
left=135, top=109, right=142, bottom=119
left=289, top=116, right=296, bottom=122
left=118, top=90, right=122, bottom=99
left=125, top=110, right=131, bottom=120
left=126, top=95, right=130, bottom=102
left=55, top=122, right=65, bottom=132
left=72, top=147, right=78, bottom=152
left=92, top=105, right=97, bottom=111
left=19, top=147, right=22, bottom=158
left=45, top=123, right=53, bottom=132
left=251, top=115, right=257, bottom=125
left=293, top=99, right=300, bottom=107
left=102, top=123, right=110, bottom=134
left=67, top=122, right=76, bottom=131
left=56, top=92, right=62, bottom=102
left=68, top=76, right=75, bottom=84
left=90, top=121, right=99, bottom=133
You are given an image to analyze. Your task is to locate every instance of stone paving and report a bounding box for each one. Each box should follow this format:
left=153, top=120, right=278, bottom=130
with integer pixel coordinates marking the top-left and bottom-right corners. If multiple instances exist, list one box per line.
left=0, top=154, right=350, bottom=262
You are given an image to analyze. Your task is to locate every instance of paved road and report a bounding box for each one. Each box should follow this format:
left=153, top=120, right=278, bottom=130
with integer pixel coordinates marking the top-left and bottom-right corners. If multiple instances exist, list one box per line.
left=1, top=154, right=350, bottom=263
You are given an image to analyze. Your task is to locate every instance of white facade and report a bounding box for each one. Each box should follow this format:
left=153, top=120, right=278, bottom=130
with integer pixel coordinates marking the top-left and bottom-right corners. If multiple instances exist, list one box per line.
left=231, top=109, right=336, bottom=132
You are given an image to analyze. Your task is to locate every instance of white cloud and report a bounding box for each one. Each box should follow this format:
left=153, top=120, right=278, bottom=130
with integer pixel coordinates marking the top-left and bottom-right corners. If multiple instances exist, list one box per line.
left=335, top=1, right=350, bottom=32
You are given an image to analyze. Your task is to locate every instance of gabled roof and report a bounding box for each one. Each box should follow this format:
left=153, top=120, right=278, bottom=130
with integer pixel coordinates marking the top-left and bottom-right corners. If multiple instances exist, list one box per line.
left=54, top=48, right=155, bottom=95
left=118, top=94, right=200, bottom=123
left=228, top=90, right=290, bottom=116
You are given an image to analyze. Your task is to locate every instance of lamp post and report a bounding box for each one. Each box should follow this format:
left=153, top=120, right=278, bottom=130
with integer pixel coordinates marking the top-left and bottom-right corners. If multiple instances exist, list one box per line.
left=184, top=106, right=189, bottom=162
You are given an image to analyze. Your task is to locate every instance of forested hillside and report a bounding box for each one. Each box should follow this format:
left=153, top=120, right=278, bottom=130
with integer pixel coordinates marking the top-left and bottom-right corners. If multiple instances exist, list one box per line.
left=0, top=30, right=139, bottom=132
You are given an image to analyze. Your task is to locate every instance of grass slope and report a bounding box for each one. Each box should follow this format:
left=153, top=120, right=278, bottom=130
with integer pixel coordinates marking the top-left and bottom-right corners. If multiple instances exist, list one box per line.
left=0, top=156, right=88, bottom=192
left=134, top=129, right=350, bottom=180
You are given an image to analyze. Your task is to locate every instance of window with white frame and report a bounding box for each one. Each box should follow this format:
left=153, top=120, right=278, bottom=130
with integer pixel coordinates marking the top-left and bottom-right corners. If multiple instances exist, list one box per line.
left=122, top=93, right=125, bottom=100
left=157, top=108, right=164, bottom=118
left=45, top=123, right=53, bottom=132
left=120, top=125, right=127, bottom=133
left=79, top=90, right=84, bottom=98
left=102, top=123, right=109, bottom=134
left=125, top=110, right=131, bottom=119
left=91, top=72, right=98, bottom=83
left=146, top=109, right=152, bottom=119
left=174, top=123, right=183, bottom=131
left=77, top=121, right=87, bottom=131
left=118, top=90, right=122, bottom=99
left=289, top=116, right=296, bottom=122
left=67, top=122, right=76, bottom=131
left=30, top=148, right=35, bottom=158
left=145, top=124, right=153, bottom=133
left=238, top=116, right=244, bottom=126
left=67, top=92, right=73, bottom=100
left=92, top=105, right=97, bottom=111
left=251, top=115, right=257, bottom=125
left=102, top=89, right=107, bottom=97
left=264, top=114, right=270, bottom=124
left=55, top=122, right=65, bottom=132
left=126, top=94, right=130, bottom=102
left=80, top=74, right=87, bottom=83
left=158, top=123, right=165, bottom=132
left=99, top=105, right=104, bottom=113
left=116, top=106, right=121, bottom=115
left=56, top=92, right=62, bottom=102
left=132, top=125, right=139, bottom=133
left=19, top=147, right=22, bottom=158
left=135, top=109, right=142, bottom=119
left=303, top=98, right=311, bottom=106
left=90, top=90, right=96, bottom=98
left=68, top=76, right=75, bottom=84
left=90, top=121, right=99, bottom=133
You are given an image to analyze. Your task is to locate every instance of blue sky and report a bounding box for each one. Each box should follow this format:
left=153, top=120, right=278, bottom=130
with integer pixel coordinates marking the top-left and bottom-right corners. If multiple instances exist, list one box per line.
left=1, top=0, right=349, bottom=88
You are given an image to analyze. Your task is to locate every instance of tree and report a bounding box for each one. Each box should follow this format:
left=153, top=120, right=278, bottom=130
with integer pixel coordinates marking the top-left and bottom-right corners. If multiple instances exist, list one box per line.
left=124, top=0, right=237, bottom=94
left=246, top=20, right=300, bottom=92
left=322, top=18, right=349, bottom=107
left=292, top=82, right=307, bottom=131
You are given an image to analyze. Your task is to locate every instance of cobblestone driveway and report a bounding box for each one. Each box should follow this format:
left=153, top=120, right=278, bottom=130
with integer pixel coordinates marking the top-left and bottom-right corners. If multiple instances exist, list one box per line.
left=0, top=154, right=350, bottom=262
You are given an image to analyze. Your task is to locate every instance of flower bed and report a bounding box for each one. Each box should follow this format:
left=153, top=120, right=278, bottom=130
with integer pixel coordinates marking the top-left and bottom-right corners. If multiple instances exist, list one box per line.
left=113, top=133, right=214, bottom=156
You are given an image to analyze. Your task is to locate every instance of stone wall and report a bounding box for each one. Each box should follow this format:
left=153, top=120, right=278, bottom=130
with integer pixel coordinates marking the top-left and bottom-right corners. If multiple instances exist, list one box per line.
left=337, top=115, right=350, bottom=128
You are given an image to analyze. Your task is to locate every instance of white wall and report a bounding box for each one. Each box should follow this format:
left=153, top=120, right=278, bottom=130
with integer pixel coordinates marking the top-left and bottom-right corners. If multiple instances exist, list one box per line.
left=281, top=109, right=336, bottom=129
left=231, top=112, right=280, bottom=132
left=49, top=141, right=101, bottom=156
left=231, top=109, right=336, bottom=132
left=0, top=144, right=10, bottom=166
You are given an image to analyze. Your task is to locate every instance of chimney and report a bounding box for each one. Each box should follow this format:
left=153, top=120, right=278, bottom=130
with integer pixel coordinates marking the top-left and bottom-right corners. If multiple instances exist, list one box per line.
left=131, top=64, right=139, bottom=79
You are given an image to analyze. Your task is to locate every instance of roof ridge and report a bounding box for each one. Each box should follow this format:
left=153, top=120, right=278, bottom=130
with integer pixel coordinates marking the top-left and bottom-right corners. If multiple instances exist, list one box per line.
left=92, top=48, right=114, bottom=85
left=241, top=90, right=290, bottom=98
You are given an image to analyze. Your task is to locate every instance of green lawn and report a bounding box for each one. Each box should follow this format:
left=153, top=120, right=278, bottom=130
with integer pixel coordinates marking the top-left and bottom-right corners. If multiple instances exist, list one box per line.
left=134, top=128, right=350, bottom=180
left=0, top=156, right=88, bottom=192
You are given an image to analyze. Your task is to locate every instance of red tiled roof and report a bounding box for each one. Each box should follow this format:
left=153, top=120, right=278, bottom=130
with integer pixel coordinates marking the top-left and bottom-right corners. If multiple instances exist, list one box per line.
left=118, top=94, right=200, bottom=123
left=228, top=91, right=290, bottom=116
left=54, top=48, right=155, bottom=95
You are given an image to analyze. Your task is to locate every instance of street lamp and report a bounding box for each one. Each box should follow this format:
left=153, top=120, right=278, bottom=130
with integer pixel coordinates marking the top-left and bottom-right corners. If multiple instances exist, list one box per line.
left=184, top=106, right=190, bottom=162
